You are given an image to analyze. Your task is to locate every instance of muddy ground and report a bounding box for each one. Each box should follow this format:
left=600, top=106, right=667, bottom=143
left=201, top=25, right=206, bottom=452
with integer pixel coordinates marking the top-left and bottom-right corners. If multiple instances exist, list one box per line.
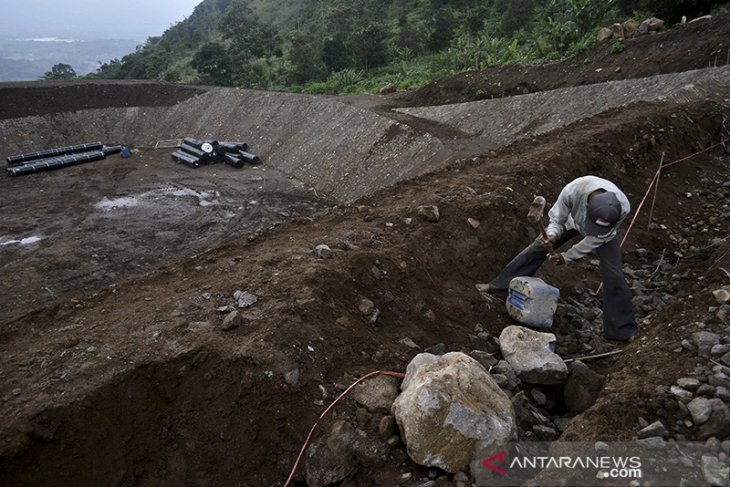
left=1, top=13, right=730, bottom=487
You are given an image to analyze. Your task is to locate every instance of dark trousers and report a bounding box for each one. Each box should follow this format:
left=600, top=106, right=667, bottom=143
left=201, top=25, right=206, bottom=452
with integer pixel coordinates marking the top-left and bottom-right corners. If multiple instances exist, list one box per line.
left=489, top=230, right=637, bottom=340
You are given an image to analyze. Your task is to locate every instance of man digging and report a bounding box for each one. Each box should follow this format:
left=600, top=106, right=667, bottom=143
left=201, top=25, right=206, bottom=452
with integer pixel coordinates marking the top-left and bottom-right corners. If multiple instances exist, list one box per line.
left=480, top=175, right=638, bottom=342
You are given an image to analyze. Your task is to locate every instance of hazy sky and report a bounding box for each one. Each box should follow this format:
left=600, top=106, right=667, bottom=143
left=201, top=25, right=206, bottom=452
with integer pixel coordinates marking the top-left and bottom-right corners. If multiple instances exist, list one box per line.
left=0, top=0, right=203, bottom=41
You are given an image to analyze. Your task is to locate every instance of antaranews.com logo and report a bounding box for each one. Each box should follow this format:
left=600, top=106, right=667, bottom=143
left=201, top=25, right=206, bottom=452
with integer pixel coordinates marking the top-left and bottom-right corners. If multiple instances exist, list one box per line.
left=473, top=442, right=723, bottom=487
left=482, top=450, right=642, bottom=480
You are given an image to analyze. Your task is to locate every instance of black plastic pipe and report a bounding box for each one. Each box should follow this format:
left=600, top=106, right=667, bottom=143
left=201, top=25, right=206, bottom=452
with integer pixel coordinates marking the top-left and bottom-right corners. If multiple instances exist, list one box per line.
left=223, top=153, right=244, bottom=168
left=7, top=142, right=104, bottom=166
left=7, top=151, right=106, bottom=176
left=238, top=151, right=261, bottom=164
left=218, top=141, right=249, bottom=153
left=102, top=145, right=123, bottom=156
left=171, top=150, right=201, bottom=168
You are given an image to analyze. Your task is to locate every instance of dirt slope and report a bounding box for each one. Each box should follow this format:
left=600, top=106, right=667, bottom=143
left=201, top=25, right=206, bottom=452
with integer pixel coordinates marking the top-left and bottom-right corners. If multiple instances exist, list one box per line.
left=1, top=14, right=730, bottom=487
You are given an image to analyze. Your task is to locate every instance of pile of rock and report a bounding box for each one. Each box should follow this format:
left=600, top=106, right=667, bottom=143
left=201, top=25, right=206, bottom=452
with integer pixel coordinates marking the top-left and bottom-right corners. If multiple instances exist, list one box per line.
left=597, top=17, right=664, bottom=42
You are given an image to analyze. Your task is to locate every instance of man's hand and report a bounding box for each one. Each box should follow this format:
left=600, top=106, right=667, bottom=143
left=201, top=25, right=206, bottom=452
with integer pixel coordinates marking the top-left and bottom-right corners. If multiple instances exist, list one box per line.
left=540, top=234, right=556, bottom=249
left=548, top=252, right=565, bottom=266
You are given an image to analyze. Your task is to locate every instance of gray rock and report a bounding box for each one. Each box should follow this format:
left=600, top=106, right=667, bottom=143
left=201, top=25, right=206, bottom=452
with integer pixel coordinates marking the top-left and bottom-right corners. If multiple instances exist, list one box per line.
left=720, top=352, right=730, bottom=367
left=702, top=455, right=729, bottom=486
left=637, top=420, right=668, bottom=439
left=379, top=415, right=397, bottom=440
left=491, top=373, right=509, bottom=388
left=399, top=336, right=420, bottom=350
left=468, top=350, right=498, bottom=370
left=718, top=305, right=730, bottom=324
left=716, top=386, right=730, bottom=402
left=392, top=352, right=516, bottom=474
left=400, top=352, right=439, bottom=391
left=353, top=374, right=399, bottom=413
left=698, top=384, right=717, bottom=397
left=709, top=373, right=730, bottom=389
left=217, top=305, right=235, bottom=313
left=220, top=310, right=241, bottom=331
left=712, top=343, right=729, bottom=358
left=358, top=298, right=375, bottom=316
left=565, top=361, right=604, bottom=414
left=234, top=290, right=258, bottom=309
left=424, top=343, right=447, bottom=356
left=417, top=205, right=440, bottom=223
left=530, top=389, right=547, bottom=407
left=499, top=326, right=568, bottom=385
left=284, top=368, right=300, bottom=387
left=677, top=377, right=701, bottom=391
left=693, top=331, right=721, bottom=357
left=305, top=421, right=357, bottom=487
left=671, top=385, right=694, bottom=402
left=313, top=244, right=333, bottom=259
left=688, top=397, right=717, bottom=425
left=699, top=401, right=730, bottom=440
left=712, top=287, right=730, bottom=305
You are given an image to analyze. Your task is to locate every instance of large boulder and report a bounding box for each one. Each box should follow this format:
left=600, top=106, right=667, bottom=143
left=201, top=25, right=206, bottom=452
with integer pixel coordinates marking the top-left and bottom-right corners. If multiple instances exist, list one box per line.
left=597, top=27, right=613, bottom=42
left=499, top=326, right=568, bottom=384
left=392, top=352, right=516, bottom=475
left=623, top=19, right=640, bottom=38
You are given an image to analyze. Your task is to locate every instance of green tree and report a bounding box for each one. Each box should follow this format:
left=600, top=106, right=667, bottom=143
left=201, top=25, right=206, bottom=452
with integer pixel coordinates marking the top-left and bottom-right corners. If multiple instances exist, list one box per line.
left=41, top=63, right=77, bottom=80
left=191, top=41, right=235, bottom=85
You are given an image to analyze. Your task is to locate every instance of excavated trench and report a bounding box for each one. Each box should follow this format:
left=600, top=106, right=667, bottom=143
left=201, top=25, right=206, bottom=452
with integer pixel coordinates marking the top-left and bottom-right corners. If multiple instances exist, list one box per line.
left=1, top=74, right=729, bottom=486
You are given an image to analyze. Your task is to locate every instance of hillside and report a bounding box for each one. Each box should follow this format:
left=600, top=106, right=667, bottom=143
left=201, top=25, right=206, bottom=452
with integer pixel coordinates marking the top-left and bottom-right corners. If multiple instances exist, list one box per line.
left=89, top=0, right=729, bottom=93
left=1, top=13, right=729, bottom=486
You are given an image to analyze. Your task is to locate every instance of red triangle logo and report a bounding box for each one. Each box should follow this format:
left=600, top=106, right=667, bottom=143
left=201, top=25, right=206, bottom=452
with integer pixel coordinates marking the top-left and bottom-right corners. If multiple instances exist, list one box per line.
left=482, top=451, right=507, bottom=475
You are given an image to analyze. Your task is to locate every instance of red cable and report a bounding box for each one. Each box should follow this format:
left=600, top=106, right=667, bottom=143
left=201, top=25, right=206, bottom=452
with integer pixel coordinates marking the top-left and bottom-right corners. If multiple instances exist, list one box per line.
left=595, top=137, right=727, bottom=294
left=284, top=370, right=406, bottom=487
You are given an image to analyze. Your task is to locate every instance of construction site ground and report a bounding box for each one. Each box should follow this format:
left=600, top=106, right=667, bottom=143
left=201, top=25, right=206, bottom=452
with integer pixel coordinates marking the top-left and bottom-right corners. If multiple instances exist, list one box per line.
left=0, top=14, right=729, bottom=486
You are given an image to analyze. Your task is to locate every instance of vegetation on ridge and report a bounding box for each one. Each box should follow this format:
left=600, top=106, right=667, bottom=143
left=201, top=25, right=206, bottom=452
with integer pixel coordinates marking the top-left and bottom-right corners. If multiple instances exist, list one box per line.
left=44, top=0, right=729, bottom=94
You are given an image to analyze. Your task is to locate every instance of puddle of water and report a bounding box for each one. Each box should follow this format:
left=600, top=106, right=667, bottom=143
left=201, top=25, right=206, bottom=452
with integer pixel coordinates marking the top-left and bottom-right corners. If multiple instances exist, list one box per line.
left=96, top=196, right=140, bottom=211
left=0, top=235, right=43, bottom=247
left=95, top=186, right=222, bottom=211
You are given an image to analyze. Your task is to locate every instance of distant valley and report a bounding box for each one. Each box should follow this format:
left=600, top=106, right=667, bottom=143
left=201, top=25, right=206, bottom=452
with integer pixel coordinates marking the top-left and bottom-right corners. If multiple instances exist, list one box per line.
left=0, top=38, right=140, bottom=81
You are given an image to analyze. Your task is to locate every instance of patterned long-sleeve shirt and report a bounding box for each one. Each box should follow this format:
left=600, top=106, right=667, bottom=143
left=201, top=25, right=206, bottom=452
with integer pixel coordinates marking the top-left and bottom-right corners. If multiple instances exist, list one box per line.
left=545, top=176, right=631, bottom=263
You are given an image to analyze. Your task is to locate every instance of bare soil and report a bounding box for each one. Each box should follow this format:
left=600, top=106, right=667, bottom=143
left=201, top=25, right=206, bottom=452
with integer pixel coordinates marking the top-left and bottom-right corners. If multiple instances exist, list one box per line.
left=1, top=14, right=729, bottom=487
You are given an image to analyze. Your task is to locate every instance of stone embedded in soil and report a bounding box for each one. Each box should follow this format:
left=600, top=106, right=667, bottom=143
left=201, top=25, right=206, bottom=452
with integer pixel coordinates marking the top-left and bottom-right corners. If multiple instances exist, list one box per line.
left=305, top=420, right=357, bottom=487
left=712, top=287, right=730, bottom=305
left=313, top=244, right=333, bottom=259
left=693, top=331, right=720, bottom=357
left=352, top=374, right=400, bottom=413
left=637, top=420, right=668, bottom=439
left=220, top=311, right=241, bottom=331
left=564, top=361, right=604, bottom=414
left=499, top=326, right=568, bottom=385
left=358, top=298, right=375, bottom=316
left=391, top=352, right=516, bottom=475
left=530, top=389, right=547, bottom=407
left=688, top=397, right=717, bottom=425
left=284, top=368, right=300, bottom=386
left=233, top=290, right=258, bottom=309
left=698, top=401, right=730, bottom=440
left=712, top=344, right=730, bottom=357
left=677, top=377, right=701, bottom=391
left=416, top=205, right=440, bottom=223
left=379, top=415, right=397, bottom=440
left=671, top=385, right=695, bottom=402
left=468, top=350, right=498, bottom=370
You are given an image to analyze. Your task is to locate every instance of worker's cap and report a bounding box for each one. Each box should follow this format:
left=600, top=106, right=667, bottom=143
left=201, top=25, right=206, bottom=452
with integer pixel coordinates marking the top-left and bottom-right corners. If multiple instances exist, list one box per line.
left=585, top=191, right=621, bottom=237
